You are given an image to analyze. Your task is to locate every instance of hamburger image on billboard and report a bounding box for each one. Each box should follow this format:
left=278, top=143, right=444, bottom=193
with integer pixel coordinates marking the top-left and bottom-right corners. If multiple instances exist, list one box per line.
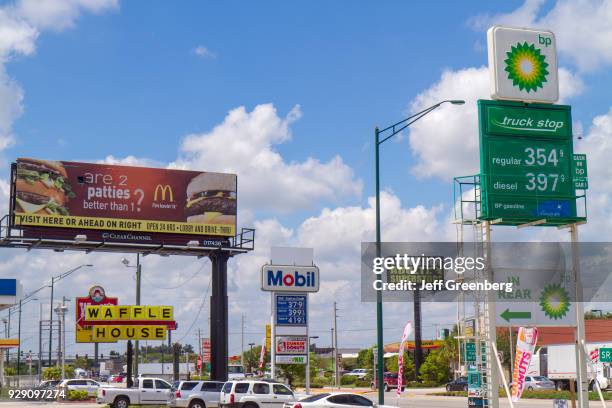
left=11, top=158, right=237, bottom=237
left=15, top=158, right=75, bottom=216
left=185, top=173, right=236, bottom=226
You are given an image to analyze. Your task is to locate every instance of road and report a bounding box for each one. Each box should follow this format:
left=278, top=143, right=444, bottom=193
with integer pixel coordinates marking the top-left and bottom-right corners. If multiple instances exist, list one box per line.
left=0, top=390, right=571, bottom=408
left=363, top=389, right=557, bottom=408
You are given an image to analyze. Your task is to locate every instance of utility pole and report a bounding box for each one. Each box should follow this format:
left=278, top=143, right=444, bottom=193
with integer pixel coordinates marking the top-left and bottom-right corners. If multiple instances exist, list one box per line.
left=198, top=329, right=202, bottom=376
left=241, top=315, right=245, bottom=369
left=333, top=302, right=339, bottom=388
left=17, top=299, right=22, bottom=384
left=54, top=297, right=69, bottom=380
left=39, top=303, right=42, bottom=379
left=48, top=276, right=54, bottom=367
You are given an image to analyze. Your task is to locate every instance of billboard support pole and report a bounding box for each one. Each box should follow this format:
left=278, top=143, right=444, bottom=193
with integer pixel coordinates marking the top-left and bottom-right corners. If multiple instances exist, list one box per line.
left=134, top=254, right=141, bottom=378
left=210, top=251, right=229, bottom=381
left=571, top=224, right=588, bottom=408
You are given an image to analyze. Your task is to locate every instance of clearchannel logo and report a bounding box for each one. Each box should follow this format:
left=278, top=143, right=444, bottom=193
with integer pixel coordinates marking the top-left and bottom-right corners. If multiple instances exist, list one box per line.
left=260, top=264, right=320, bottom=293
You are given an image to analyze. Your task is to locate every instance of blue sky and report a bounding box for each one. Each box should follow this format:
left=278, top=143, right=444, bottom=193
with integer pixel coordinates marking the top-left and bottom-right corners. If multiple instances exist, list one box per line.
left=7, top=1, right=548, bottom=218
left=3, top=0, right=612, bottom=357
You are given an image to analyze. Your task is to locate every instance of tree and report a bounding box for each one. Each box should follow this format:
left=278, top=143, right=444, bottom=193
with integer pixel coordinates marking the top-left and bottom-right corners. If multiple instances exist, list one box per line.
left=277, top=364, right=304, bottom=387
left=356, top=348, right=373, bottom=371
left=385, top=351, right=415, bottom=381
left=418, top=349, right=451, bottom=384
left=242, top=345, right=267, bottom=374
left=42, top=365, right=75, bottom=380
left=74, top=356, right=90, bottom=369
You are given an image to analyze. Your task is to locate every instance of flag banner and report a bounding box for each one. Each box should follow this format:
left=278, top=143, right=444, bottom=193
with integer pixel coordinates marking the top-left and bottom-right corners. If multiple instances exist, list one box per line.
left=511, top=327, right=539, bottom=402
left=258, top=337, right=266, bottom=372
left=397, top=321, right=413, bottom=396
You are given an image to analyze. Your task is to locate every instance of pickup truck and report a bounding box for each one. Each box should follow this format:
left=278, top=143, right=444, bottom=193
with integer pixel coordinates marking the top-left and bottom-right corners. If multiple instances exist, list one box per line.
left=96, top=377, right=172, bottom=408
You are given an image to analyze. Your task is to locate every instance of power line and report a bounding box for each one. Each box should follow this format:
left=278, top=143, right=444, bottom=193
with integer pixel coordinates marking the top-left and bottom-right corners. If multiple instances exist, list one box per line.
left=176, top=274, right=212, bottom=343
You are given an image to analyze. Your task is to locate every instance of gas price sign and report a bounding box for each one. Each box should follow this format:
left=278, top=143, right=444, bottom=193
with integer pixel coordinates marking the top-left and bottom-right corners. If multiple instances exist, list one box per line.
left=478, top=100, right=583, bottom=225
left=275, top=294, right=307, bottom=326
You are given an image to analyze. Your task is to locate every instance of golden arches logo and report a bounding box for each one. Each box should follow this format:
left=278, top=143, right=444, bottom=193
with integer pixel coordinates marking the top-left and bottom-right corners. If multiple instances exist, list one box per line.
left=154, top=184, right=174, bottom=202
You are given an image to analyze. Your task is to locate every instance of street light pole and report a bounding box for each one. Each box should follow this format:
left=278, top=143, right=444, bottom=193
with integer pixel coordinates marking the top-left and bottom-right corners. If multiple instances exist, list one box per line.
left=48, top=264, right=93, bottom=366
left=122, top=255, right=142, bottom=378
left=373, top=100, right=464, bottom=404
left=48, top=276, right=54, bottom=367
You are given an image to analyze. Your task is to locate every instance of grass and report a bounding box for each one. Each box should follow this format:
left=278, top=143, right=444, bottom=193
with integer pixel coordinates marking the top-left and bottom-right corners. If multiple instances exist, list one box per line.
left=430, top=389, right=612, bottom=400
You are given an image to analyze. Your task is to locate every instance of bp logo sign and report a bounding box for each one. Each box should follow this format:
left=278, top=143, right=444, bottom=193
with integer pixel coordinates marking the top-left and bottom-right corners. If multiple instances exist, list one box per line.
left=505, top=42, right=549, bottom=92
left=539, top=283, right=571, bottom=320
left=488, top=25, right=558, bottom=103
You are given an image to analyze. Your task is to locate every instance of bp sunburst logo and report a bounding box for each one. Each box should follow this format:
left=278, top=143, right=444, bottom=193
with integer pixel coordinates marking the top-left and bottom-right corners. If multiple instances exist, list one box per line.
left=504, top=42, right=549, bottom=93
left=539, top=283, right=570, bottom=320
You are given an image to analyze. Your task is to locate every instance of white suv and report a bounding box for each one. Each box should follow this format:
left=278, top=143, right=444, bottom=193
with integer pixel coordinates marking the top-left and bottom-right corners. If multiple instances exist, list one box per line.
left=168, top=380, right=225, bottom=408
left=58, top=378, right=100, bottom=397
left=219, top=380, right=296, bottom=408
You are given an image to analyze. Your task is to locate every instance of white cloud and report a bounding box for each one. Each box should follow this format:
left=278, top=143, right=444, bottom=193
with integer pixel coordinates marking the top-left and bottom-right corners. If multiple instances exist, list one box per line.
left=193, top=45, right=215, bottom=59
left=98, top=154, right=162, bottom=168
left=470, top=0, right=546, bottom=31
left=407, top=66, right=583, bottom=181
left=473, top=0, right=612, bottom=72
left=172, top=103, right=362, bottom=213
left=0, top=0, right=118, bottom=156
left=16, top=0, right=118, bottom=31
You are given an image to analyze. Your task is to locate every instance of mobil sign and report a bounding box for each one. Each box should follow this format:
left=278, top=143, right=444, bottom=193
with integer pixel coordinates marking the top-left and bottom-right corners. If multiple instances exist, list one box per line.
left=261, top=264, right=319, bottom=292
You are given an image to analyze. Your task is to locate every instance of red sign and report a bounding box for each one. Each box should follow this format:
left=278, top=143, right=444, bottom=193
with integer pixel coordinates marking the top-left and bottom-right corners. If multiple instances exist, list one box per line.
left=11, top=158, right=237, bottom=243
left=275, top=336, right=307, bottom=355
left=202, top=338, right=211, bottom=363
left=76, top=286, right=118, bottom=329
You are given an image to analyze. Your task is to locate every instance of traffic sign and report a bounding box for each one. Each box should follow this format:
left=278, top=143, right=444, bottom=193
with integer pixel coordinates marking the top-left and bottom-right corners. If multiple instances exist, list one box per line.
left=573, top=154, right=588, bottom=189
left=599, top=348, right=612, bottom=363
left=478, top=99, right=584, bottom=225
left=275, top=294, right=307, bottom=326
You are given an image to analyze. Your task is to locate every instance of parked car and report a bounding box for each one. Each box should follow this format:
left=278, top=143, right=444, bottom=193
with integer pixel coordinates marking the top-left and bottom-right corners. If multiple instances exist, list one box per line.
left=37, top=380, right=61, bottom=389
left=97, top=377, right=172, bottom=408
left=510, top=375, right=555, bottom=391
left=343, top=369, right=368, bottom=379
left=58, top=378, right=100, bottom=397
left=109, top=374, right=126, bottom=383
left=370, top=372, right=406, bottom=392
left=446, top=377, right=468, bottom=391
left=284, top=392, right=396, bottom=408
left=167, top=380, right=224, bottom=408
left=220, top=380, right=296, bottom=408
left=228, top=365, right=246, bottom=380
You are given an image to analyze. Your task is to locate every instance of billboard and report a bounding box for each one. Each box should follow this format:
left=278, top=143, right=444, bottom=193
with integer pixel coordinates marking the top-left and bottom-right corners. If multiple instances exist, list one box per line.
left=11, top=158, right=237, bottom=245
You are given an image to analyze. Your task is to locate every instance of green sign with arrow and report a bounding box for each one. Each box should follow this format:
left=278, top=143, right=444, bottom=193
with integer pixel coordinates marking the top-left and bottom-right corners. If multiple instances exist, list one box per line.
left=500, top=308, right=532, bottom=322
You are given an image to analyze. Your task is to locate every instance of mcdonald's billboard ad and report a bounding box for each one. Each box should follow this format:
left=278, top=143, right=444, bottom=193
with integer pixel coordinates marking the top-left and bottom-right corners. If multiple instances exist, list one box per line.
left=10, top=158, right=237, bottom=245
